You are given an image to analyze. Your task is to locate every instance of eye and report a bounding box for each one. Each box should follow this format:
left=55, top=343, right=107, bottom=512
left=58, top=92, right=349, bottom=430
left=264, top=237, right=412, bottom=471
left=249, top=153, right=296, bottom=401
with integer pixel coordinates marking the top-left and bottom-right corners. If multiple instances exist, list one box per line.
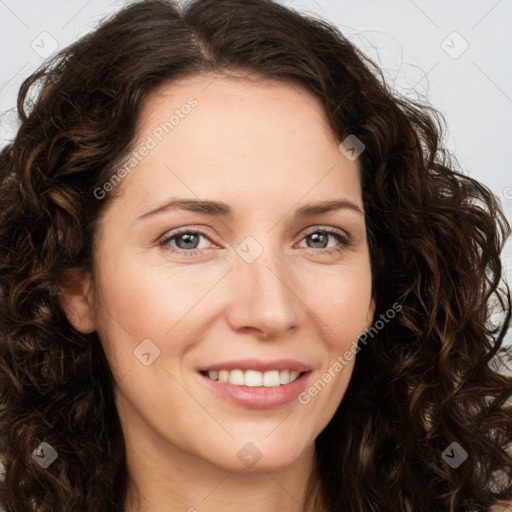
left=158, top=226, right=353, bottom=257
left=158, top=228, right=213, bottom=256
left=297, top=227, right=353, bottom=255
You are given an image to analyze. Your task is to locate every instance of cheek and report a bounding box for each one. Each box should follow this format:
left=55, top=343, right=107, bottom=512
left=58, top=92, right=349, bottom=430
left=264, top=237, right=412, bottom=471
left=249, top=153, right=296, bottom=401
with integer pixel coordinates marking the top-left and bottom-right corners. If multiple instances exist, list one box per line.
left=309, top=260, right=374, bottom=348
left=94, top=252, right=213, bottom=338
left=91, top=254, right=228, bottom=390
left=302, top=259, right=373, bottom=405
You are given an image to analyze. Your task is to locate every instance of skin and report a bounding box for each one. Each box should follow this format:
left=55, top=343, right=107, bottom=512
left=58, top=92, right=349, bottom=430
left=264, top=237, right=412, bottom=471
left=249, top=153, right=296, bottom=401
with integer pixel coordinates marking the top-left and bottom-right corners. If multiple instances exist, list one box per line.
left=59, top=73, right=376, bottom=512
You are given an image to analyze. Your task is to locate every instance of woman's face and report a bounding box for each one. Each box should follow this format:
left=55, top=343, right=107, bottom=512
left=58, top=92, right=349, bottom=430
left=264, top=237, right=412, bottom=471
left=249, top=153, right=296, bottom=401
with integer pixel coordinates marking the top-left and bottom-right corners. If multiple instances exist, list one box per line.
left=67, top=74, right=375, bottom=473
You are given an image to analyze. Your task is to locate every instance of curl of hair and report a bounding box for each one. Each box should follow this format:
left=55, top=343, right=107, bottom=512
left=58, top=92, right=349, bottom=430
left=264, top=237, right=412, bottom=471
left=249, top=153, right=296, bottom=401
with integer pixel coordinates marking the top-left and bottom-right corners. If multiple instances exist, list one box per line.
left=0, top=1, right=510, bottom=510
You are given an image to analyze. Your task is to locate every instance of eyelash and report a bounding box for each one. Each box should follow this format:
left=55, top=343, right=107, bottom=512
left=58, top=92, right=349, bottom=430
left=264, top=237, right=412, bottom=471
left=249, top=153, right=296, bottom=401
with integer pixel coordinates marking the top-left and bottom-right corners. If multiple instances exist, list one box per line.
left=158, top=226, right=354, bottom=257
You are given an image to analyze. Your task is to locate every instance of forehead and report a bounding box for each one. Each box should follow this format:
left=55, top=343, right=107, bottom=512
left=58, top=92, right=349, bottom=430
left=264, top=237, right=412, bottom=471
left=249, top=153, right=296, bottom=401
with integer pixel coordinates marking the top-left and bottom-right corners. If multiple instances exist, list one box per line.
left=105, top=73, right=362, bottom=218
left=140, top=72, right=325, bottom=117
left=135, top=73, right=334, bottom=147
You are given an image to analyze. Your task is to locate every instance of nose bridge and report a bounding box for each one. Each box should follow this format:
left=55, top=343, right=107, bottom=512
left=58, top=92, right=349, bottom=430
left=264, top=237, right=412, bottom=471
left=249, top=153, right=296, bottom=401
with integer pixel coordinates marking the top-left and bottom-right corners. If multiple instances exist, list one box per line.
left=227, top=233, right=300, bottom=337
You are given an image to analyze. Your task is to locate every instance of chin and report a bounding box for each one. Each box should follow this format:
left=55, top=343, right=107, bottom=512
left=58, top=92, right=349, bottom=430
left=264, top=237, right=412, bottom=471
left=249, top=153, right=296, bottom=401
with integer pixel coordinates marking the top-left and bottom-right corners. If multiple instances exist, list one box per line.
left=203, top=438, right=311, bottom=473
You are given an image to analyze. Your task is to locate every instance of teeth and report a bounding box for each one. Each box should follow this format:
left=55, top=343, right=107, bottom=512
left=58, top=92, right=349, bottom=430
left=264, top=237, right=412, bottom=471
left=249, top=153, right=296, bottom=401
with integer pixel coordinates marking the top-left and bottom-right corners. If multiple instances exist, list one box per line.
left=228, top=369, right=245, bottom=386
left=206, top=369, right=302, bottom=387
left=245, top=370, right=263, bottom=387
left=279, top=369, right=290, bottom=384
left=263, top=370, right=280, bottom=387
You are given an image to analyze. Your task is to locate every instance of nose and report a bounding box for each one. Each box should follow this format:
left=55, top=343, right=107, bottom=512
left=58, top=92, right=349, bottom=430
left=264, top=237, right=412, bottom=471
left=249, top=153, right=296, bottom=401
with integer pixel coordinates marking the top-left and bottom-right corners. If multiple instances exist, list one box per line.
left=225, top=241, right=301, bottom=340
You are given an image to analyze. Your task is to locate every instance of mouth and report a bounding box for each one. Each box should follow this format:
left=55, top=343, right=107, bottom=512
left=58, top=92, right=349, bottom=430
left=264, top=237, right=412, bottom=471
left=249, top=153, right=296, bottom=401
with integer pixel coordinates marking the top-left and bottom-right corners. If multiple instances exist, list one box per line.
left=198, top=369, right=312, bottom=409
left=199, top=369, right=307, bottom=387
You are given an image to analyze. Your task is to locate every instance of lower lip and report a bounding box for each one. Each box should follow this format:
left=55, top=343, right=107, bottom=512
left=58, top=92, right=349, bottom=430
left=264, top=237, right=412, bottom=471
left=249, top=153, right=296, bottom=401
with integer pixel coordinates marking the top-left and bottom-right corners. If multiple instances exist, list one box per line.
left=199, top=371, right=311, bottom=409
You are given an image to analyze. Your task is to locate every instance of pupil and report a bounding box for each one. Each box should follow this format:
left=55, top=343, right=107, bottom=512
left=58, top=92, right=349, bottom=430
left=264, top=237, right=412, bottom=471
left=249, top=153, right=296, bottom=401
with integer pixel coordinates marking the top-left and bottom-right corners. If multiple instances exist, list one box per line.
left=179, top=233, right=198, bottom=249
left=309, top=233, right=327, bottom=248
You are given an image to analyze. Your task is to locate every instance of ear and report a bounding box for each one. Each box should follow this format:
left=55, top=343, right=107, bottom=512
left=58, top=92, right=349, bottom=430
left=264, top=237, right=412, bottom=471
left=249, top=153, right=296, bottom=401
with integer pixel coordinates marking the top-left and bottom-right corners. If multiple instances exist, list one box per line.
left=57, top=269, right=96, bottom=334
left=366, top=297, right=376, bottom=327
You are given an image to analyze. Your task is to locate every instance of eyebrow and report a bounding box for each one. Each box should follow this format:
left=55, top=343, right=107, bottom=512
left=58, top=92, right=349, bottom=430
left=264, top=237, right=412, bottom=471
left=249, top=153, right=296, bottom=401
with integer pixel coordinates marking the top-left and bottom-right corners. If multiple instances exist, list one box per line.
left=134, top=197, right=364, bottom=223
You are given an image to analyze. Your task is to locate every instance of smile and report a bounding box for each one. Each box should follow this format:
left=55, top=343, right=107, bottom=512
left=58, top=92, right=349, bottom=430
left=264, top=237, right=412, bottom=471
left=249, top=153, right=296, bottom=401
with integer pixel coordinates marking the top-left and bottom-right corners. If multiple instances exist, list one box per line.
left=201, top=369, right=302, bottom=387
left=198, top=369, right=312, bottom=409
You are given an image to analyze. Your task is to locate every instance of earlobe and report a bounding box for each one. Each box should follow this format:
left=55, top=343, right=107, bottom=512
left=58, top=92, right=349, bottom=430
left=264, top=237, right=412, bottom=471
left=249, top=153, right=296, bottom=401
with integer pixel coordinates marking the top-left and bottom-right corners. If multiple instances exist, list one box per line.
left=57, top=269, right=96, bottom=334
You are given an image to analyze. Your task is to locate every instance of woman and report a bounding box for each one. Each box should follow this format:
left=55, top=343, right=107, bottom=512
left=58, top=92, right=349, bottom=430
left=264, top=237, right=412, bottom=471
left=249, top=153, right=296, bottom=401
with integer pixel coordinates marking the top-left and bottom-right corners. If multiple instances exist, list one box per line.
left=0, top=0, right=510, bottom=510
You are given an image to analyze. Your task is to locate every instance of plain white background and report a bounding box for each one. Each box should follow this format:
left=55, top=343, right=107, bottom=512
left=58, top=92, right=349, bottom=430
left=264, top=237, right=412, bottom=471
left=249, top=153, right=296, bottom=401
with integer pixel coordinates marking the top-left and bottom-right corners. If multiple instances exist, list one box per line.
left=0, top=0, right=511, bottom=350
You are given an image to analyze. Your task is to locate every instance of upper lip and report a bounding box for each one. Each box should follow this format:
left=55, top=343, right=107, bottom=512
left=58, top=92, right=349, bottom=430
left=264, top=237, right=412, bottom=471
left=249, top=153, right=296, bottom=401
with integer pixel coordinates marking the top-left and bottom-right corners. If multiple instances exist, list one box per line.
left=198, top=358, right=312, bottom=373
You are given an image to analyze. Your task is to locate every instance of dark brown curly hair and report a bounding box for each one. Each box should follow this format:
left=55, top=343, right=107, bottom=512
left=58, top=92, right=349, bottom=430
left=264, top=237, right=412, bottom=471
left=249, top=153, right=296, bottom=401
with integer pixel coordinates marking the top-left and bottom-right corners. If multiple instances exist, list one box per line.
left=0, top=0, right=511, bottom=510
